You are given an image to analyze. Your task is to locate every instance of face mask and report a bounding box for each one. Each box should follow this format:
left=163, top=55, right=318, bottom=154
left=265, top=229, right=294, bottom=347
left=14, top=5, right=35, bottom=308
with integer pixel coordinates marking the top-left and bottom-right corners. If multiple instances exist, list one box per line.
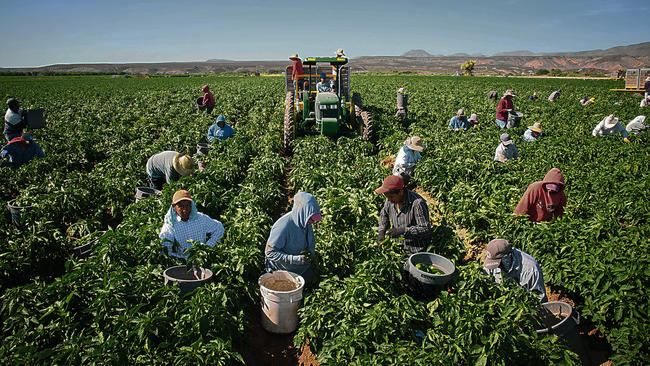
left=500, top=252, right=514, bottom=273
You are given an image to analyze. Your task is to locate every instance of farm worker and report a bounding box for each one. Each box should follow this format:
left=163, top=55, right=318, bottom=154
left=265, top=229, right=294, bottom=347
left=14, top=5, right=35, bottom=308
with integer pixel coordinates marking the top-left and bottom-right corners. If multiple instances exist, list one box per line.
left=529, top=92, right=538, bottom=101
left=159, top=190, right=224, bottom=260
left=4, top=98, right=27, bottom=142
left=644, top=76, right=650, bottom=98
left=448, top=109, right=469, bottom=131
left=332, top=48, right=345, bottom=79
left=626, top=115, right=648, bottom=135
left=395, top=87, right=408, bottom=119
left=376, top=175, right=432, bottom=254
left=265, top=192, right=322, bottom=284
left=514, top=167, right=566, bottom=223
left=580, top=96, right=595, bottom=105
left=494, top=133, right=519, bottom=163
left=207, top=115, right=235, bottom=142
left=495, top=90, right=515, bottom=129
left=393, top=136, right=423, bottom=185
left=487, top=90, right=498, bottom=101
left=468, top=113, right=479, bottom=128
left=0, top=133, right=44, bottom=168
left=316, top=73, right=333, bottom=93
left=640, top=95, right=650, bottom=108
left=146, top=151, right=195, bottom=190
left=548, top=89, right=561, bottom=102
left=289, top=53, right=304, bottom=91
left=522, top=122, right=543, bottom=142
left=200, top=85, right=215, bottom=114
left=483, top=239, right=548, bottom=303
left=592, top=114, right=630, bottom=142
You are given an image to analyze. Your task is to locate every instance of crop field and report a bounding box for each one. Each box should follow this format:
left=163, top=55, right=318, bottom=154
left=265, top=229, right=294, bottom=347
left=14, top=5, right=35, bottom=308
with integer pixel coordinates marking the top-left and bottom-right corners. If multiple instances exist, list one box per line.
left=0, top=75, right=648, bottom=365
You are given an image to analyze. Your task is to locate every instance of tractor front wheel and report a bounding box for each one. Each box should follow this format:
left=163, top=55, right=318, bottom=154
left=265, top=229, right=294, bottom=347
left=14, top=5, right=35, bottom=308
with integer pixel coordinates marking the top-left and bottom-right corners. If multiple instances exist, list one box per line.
left=283, top=91, right=295, bottom=153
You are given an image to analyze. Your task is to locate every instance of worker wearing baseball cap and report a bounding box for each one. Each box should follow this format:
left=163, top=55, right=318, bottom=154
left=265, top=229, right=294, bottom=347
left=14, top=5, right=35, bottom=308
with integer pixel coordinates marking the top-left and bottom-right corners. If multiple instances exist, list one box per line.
left=146, top=151, right=195, bottom=190
left=159, top=190, right=225, bottom=260
left=392, top=136, right=423, bottom=185
left=514, top=168, right=566, bottom=223
left=483, top=239, right=548, bottom=303
left=448, top=109, right=469, bottom=131
left=376, top=175, right=431, bottom=254
left=265, top=192, right=322, bottom=284
left=494, top=133, right=519, bottom=163
left=316, top=73, right=333, bottom=93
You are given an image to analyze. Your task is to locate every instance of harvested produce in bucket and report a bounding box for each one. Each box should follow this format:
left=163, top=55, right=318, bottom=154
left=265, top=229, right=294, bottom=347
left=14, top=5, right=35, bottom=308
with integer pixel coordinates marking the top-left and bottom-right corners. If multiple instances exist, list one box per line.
left=261, top=277, right=299, bottom=291
left=539, top=307, right=564, bottom=328
left=415, top=263, right=445, bottom=275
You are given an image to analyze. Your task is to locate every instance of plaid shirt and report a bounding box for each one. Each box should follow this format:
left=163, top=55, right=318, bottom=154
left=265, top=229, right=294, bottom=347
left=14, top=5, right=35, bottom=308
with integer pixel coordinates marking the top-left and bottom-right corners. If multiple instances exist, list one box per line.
left=159, top=212, right=224, bottom=259
left=378, top=190, right=431, bottom=254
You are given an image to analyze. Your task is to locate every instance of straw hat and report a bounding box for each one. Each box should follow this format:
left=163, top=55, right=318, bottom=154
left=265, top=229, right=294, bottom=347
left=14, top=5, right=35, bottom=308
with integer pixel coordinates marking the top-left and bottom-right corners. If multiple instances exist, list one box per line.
left=604, top=115, right=619, bottom=129
left=289, top=53, right=299, bottom=60
left=528, top=122, right=542, bottom=133
left=503, top=90, right=516, bottom=98
left=335, top=48, right=345, bottom=57
left=405, top=136, right=424, bottom=151
left=398, top=87, right=405, bottom=94
left=173, top=154, right=195, bottom=176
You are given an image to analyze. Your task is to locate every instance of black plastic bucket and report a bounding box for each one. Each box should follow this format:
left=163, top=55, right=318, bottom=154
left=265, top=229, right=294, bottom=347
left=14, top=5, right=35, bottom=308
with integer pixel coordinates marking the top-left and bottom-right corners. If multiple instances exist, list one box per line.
left=196, top=97, right=205, bottom=110
left=163, top=266, right=213, bottom=294
left=507, top=111, right=523, bottom=128
left=6, top=198, right=31, bottom=226
left=536, top=301, right=587, bottom=360
left=71, top=231, right=106, bottom=259
left=135, top=187, right=161, bottom=203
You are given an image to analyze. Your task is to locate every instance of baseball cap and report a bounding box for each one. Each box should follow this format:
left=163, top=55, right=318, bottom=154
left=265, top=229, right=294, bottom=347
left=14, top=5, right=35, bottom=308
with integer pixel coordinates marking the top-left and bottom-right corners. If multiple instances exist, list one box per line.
left=172, top=190, right=192, bottom=205
left=375, top=175, right=404, bottom=194
left=483, top=239, right=512, bottom=270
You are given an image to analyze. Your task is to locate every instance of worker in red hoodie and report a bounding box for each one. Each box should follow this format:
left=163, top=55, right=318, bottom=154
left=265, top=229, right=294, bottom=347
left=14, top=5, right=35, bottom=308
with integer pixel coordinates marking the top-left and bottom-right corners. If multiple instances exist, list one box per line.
left=514, top=168, right=566, bottom=223
left=200, top=85, right=215, bottom=114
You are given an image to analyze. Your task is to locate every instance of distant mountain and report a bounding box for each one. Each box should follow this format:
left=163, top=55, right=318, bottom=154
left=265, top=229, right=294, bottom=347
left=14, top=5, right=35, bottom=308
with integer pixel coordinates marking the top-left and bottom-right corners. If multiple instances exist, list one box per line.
left=470, top=53, right=486, bottom=58
left=401, top=49, right=434, bottom=57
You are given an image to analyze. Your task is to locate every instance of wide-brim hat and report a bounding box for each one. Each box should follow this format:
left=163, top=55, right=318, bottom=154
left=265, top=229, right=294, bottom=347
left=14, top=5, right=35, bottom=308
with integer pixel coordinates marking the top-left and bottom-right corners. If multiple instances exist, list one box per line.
left=405, top=136, right=424, bottom=151
left=604, top=115, right=619, bottom=128
left=173, top=154, right=195, bottom=177
left=503, top=90, right=516, bottom=98
left=289, top=53, right=299, bottom=60
left=336, top=48, right=345, bottom=56
left=484, top=239, right=512, bottom=270
left=528, top=123, right=542, bottom=133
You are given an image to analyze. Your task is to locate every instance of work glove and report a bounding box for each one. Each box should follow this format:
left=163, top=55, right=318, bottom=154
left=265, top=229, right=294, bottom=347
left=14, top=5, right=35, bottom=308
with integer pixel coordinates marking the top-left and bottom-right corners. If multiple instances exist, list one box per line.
left=386, top=227, right=406, bottom=238
left=623, top=138, right=630, bottom=143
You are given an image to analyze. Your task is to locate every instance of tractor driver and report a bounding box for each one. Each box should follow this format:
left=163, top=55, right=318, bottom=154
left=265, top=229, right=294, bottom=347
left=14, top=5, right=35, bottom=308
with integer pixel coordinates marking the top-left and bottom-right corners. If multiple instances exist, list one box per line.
left=316, top=73, right=333, bottom=93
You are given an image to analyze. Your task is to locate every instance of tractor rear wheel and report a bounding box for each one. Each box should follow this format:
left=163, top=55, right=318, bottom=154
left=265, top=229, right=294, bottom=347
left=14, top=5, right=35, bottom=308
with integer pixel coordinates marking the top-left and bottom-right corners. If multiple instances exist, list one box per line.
left=283, top=91, right=295, bottom=152
left=361, top=110, right=373, bottom=142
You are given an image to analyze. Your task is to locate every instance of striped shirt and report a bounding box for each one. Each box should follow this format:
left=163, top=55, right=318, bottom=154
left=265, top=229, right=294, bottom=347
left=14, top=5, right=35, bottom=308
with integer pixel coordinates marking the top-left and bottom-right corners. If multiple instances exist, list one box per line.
left=378, top=190, right=431, bottom=254
left=159, top=212, right=224, bottom=259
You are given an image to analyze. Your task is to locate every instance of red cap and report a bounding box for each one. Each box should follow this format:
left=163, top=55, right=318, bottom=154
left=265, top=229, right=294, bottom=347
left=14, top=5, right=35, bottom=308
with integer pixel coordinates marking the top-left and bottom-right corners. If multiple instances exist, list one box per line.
left=375, top=175, right=404, bottom=194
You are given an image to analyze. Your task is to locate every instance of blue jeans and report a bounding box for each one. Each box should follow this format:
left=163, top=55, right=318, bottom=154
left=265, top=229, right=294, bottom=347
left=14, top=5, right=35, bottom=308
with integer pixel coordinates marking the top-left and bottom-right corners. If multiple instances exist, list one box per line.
left=495, top=118, right=506, bottom=129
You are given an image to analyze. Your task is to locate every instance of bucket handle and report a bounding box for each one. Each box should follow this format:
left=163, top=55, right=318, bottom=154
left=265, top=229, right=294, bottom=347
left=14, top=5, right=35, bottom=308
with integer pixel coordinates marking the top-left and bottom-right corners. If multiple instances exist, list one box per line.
left=571, top=310, right=581, bottom=325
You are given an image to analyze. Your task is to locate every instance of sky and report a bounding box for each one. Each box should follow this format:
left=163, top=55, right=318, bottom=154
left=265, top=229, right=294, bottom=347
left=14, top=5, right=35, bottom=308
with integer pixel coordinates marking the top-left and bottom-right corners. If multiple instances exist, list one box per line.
left=1, top=0, right=649, bottom=67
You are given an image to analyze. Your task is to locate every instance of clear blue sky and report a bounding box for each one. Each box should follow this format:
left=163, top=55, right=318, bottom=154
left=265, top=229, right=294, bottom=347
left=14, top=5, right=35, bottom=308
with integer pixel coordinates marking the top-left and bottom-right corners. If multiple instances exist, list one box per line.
left=1, top=0, right=648, bottom=67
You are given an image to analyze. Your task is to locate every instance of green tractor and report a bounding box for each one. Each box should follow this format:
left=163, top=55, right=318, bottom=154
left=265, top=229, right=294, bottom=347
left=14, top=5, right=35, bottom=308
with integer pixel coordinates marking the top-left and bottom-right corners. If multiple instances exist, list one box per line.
left=283, top=56, right=373, bottom=151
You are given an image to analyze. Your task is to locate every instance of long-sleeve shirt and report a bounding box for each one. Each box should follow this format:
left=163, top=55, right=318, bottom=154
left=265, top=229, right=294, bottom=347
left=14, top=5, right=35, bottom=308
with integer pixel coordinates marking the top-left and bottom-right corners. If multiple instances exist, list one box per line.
left=393, top=145, right=421, bottom=172
left=626, top=116, right=647, bottom=134
left=4, top=108, right=26, bottom=136
left=514, top=168, right=566, bottom=222
left=291, top=59, right=304, bottom=81
left=1, top=137, right=44, bottom=168
left=522, top=129, right=541, bottom=142
left=495, top=98, right=513, bottom=121
left=487, top=248, right=547, bottom=302
left=448, top=116, right=469, bottom=130
left=494, top=143, right=519, bottom=162
left=316, top=81, right=332, bottom=93
left=378, top=190, right=431, bottom=254
left=548, top=91, right=560, bottom=102
left=159, top=203, right=224, bottom=260
left=207, top=123, right=235, bottom=142
left=592, top=119, right=628, bottom=139
left=146, top=151, right=180, bottom=183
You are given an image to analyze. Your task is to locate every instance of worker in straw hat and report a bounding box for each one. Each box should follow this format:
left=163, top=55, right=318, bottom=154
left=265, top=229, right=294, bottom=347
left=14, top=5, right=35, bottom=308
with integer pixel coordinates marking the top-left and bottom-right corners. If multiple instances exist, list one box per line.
left=4, top=98, right=28, bottom=142
left=289, top=53, right=304, bottom=91
left=159, top=190, right=224, bottom=260
left=482, top=238, right=548, bottom=303
left=495, top=90, right=515, bottom=129
left=522, top=122, right=543, bottom=142
left=376, top=175, right=432, bottom=254
left=265, top=192, right=322, bottom=284
left=494, top=133, right=519, bottom=163
left=393, top=136, right=423, bottom=185
left=146, top=151, right=195, bottom=190
left=514, top=167, right=566, bottom=223
left=331, top=48, right=345, bottom=80
left=448, top=109, right=469, bottom=131
left=592, top=114, right=630, bottom=142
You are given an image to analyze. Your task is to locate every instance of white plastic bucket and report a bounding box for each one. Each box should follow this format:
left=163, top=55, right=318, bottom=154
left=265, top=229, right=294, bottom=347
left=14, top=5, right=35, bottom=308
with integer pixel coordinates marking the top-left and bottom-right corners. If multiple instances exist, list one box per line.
left=258, top=270, right=305, bottom=334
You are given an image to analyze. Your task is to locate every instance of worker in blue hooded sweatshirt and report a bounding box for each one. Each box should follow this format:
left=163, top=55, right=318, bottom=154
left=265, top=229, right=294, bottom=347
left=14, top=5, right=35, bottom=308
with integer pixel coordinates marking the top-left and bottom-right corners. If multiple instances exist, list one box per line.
left=206, top=115, right=235, bottom=142
left=265, top=192, right=322, bottom=284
